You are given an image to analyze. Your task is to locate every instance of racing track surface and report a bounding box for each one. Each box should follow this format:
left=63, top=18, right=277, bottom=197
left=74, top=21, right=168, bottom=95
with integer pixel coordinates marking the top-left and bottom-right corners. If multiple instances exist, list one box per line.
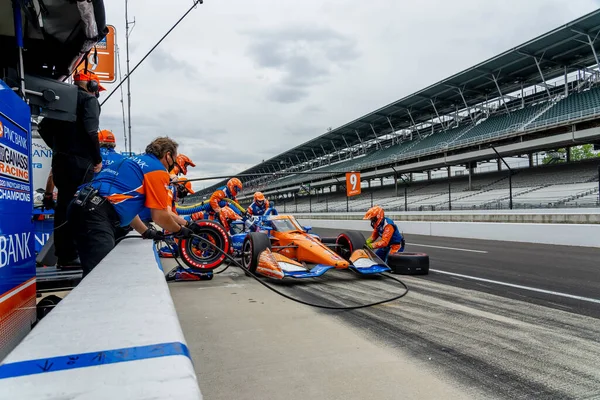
left=167, top=231, right=600, bottom=400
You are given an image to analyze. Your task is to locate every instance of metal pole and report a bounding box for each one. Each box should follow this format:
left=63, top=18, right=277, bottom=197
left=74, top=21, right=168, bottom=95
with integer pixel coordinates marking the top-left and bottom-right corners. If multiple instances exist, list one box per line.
left=597, top=165, right=600, bottom=206
left=309, top=192, right=312, bottom=213
left=371, top=191, right=373, bottom=208
left=491, top=146, right=513, bottom=210
left=326, top=196, right=328, bottom=212
left=404, top=186, right=408, bottom=211
left=430, top=99, right=447, bottom=131
left=346, top=194, right=349, bottom=212
left=532, top=57, right=552, bottom=99
left=448, top=166, right=452, bottom=211
left=370, top=124, right=382, bottom=149
left=125, top=0, right=133, bottom=154
left=12, top=1, right=26, bottom=100
left=491, top=74, right=510, bottom=113
left=457, top=88, right=474, bottom=123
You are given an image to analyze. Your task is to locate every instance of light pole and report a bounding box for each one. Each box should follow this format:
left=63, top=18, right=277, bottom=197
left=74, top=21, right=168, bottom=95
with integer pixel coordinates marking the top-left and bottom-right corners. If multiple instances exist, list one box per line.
left=491, top=146, right=513, bottom=210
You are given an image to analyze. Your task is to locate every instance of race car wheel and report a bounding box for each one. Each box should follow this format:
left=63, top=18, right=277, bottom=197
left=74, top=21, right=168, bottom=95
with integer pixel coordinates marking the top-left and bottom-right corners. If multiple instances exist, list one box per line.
left=242, top=232, right=272, bottom=273
left=335, top=231, right=366, bottom=260
left=387, top=253, right=429, bottom=275
left=37, top=295, right=62, bottom=321
left=179, top=220, right=231, bottom=272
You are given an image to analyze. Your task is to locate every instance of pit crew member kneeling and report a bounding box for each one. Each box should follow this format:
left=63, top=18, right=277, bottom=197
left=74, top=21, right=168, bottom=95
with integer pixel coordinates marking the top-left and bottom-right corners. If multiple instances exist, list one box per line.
left=68, top=137, right=202, bottom=277
left=363, top=206, right=405, bottom=262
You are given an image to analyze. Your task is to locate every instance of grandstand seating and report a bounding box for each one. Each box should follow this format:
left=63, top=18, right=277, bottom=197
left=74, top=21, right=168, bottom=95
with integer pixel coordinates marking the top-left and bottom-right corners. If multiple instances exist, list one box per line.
left=274, top=160, right=600, bottom=212
left=529, top=87, right=600, bottom=127
left=401, top=125, right=471, bottom=156
left=454, top=102, right=549, bottom=143
left=251, top=86, right=600, bottom=194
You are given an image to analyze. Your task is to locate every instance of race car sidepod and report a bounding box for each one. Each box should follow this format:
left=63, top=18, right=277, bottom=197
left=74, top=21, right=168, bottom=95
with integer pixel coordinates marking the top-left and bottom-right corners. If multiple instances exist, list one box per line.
left=242, top=232, right=334, bottom=279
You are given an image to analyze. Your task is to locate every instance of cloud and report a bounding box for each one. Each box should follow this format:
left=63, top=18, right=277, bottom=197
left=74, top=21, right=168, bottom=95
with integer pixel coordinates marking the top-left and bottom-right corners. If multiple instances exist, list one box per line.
left=245, top=25, right=361, bottom=103
left=147, top=48, right=199, bottom=79
left=97, top=0, right=600, bottom=181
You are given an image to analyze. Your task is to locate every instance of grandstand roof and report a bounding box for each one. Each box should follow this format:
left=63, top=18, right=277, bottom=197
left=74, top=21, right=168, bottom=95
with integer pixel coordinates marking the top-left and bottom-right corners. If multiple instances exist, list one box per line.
left=199, top=9, right=600, bottom=195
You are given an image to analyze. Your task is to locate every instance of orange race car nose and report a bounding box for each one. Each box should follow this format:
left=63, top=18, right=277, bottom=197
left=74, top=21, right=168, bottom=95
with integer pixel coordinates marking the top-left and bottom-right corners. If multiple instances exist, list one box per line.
left=333, top=259, right=349, bottom=269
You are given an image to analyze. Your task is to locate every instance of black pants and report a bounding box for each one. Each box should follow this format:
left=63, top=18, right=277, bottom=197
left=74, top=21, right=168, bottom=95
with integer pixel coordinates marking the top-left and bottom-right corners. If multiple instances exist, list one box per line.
left=67, top=196, right=122, bottom=277
left=52, top=156, right=94, bottom=263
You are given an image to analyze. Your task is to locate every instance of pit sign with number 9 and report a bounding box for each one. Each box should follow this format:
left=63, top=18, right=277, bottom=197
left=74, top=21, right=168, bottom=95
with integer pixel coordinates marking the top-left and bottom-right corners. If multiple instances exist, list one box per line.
left=346, top=172, right=361, bottom=197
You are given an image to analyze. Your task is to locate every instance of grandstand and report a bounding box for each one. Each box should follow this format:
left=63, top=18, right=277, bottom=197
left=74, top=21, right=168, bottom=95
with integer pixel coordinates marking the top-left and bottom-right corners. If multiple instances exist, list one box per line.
left=191, top=10, right=600, bottom=211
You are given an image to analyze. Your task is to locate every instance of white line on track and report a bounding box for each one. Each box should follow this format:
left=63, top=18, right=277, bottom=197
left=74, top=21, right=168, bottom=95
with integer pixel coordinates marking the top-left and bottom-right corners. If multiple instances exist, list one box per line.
left=430, top=269, right=600, bottom=304
left=408, top=243, right=488, bottom=253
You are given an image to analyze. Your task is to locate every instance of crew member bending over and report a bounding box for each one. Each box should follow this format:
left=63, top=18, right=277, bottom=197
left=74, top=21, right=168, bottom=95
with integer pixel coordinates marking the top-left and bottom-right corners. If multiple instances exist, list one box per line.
left=363, top=206, right=405, bottom=262
left=68, top=137, right=200, bottom=276
left=247, top=192, right=270, bottom=216
left=209, top=178, right=242, bottom=213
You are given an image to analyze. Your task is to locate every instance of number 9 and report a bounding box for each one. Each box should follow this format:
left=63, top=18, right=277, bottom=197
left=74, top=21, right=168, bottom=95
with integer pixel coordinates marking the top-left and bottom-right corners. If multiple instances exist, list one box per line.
left=350, top=173, right=357, bottom=190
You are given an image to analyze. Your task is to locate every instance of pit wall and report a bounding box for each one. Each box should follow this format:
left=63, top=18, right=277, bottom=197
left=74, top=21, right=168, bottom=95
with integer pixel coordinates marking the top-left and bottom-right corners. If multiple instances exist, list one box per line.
left=0, top=237, right=202, bottom=400
left=295, top=209, right=600, bottom=248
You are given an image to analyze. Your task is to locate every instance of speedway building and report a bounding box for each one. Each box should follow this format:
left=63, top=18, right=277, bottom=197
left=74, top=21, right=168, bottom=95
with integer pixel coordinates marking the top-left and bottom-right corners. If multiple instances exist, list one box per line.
left=194, top=10, right=600, bottom=212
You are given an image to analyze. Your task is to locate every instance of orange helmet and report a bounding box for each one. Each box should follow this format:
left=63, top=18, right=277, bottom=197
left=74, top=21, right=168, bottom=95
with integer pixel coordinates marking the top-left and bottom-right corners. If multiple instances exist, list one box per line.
left=364, top=206, right=384, bottom=228
left=73, top=70, right=106, bottom=92
left=178, top=177, right=195, bottom=195
left=254, top=191, right=265, bottom=205
left=175, top=154, right=196, bottom=175
left=98, top=129, right=116, bottom=146
left=227, top=178, right=242, bottom=197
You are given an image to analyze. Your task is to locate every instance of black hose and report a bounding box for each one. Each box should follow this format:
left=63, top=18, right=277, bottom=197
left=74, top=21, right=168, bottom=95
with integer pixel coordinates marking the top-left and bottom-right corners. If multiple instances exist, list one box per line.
left=120, top=232, right=409, bottom=310
left=188, top=234, right=409, bottom=311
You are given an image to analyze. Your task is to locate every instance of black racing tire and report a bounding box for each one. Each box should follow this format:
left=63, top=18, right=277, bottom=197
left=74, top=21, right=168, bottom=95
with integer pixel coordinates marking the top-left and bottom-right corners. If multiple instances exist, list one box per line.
left=387, top=252, right=429, bottom=275
left=335, top=231, right=366, bottom=260
left=179, top=220, right=231, bottom=272
left=37, top=294, right=62, bottom=321
left=242, top=232, right=272, bottom=273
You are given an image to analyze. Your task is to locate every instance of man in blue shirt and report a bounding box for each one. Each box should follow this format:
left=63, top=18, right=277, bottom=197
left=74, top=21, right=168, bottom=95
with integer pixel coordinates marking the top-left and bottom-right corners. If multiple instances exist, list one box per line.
left=68, top=137, right=198, bottom=276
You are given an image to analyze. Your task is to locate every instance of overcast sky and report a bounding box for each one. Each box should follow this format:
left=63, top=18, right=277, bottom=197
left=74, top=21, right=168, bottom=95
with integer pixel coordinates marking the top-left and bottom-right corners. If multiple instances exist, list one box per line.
left=99, top=0, right=600, bottom=189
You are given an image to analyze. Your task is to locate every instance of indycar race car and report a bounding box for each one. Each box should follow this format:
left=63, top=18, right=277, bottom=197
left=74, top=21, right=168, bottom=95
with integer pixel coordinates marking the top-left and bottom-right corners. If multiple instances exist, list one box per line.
left=176, top=210, right=418, bottom=279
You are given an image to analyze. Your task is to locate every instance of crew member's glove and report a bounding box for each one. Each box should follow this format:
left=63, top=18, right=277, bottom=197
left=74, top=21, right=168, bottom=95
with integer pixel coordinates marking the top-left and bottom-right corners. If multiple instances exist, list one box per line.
left=366, top=238, right=374, bottom=249
left=173, top=225, right=194, bottom=239
left=191, top=212, right=204, bottom=221
left=142, top=227, right=165, bottom=240
left=42, top=192, right=56, bottom=210
left=186, top=221, right=203, bottom=235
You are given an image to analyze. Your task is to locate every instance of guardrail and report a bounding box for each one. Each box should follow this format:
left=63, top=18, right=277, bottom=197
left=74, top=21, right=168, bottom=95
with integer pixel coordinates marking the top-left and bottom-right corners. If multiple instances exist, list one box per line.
left=0, top=236, right=202, bottom=399
left=296, top=210, right=600, bottom=247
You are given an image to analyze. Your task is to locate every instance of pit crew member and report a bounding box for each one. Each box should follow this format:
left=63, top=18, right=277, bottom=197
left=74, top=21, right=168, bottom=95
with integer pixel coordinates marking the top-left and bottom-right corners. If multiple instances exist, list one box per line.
left=363, top=206, right=405, bottom=262
left=68, top=137, right=200, bottom=277
left=247, top=192, right=270, bottom=216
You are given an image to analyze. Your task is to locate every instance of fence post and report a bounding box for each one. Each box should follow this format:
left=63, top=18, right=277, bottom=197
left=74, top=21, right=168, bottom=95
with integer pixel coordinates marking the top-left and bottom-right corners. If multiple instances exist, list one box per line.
left=404, top=186, right=408, bottom=211
left=448, top=166, right=452, bottom=211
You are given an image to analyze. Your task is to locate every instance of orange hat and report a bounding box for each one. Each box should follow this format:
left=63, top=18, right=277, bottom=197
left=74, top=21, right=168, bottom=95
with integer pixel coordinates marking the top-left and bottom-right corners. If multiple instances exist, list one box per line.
left=73, top=70, right=106, bottom=92
left=98, top=129, right=115, bottom=145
